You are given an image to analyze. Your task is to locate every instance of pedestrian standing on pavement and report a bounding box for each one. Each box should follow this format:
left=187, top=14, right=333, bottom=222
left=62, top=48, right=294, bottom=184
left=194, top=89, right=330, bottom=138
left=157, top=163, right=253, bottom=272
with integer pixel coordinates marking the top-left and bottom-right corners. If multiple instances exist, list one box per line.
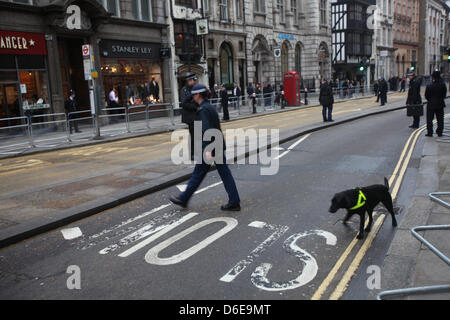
left=64, top=89, right=81, bottom=134
left=374, top=80, right=380, bottom=102
left=170, top=84, right=241, bottom=211
left=319, top=79, right=334, bottom=122
left=379, top=78, right=388, bottom=106
left=233, top=83, right=241, bottom=110
left=425, top=70, right=447, bottom=137
left=406, top=71, right=423, bottom=129
left=180, top=73, right=199, bottom=160
left=220, top=84, right=230, bottom=121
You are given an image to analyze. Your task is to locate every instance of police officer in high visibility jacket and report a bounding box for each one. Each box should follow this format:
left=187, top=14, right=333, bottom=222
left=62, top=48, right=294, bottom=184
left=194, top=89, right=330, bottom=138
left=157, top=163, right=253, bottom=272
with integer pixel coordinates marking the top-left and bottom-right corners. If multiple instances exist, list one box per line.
left=180, top=73, right=199, bottom=160
left=170, top=84, right=241, bottom=211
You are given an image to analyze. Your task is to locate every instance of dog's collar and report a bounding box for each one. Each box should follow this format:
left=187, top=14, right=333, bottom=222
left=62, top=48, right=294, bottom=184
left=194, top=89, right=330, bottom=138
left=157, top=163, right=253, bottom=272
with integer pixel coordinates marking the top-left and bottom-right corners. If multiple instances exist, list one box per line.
left=350, top=190, right=366, bottom=210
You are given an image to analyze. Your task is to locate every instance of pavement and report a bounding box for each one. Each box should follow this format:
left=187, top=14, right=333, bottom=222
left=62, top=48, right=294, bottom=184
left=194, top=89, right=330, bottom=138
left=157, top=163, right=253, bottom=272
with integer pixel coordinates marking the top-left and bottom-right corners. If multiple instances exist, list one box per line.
left=378, top=122, right=450, bottom=300
left=0, top=91, right=410, bottom=248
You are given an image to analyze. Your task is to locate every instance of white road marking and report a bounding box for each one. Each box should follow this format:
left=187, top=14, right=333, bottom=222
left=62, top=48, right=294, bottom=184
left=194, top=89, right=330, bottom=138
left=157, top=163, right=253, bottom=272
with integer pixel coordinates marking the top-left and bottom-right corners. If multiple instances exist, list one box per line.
left=98, top=214, right=185, bottom=255
left=145, top=217, right=238, bottom=265
left=250, top=230, right=337, bottom=291
left=61, top=227, right=83, bottom=240
left=88, top=181, right=224, bottom=244
left=177, top=184, right=187, bottom=192
left=220, top=222, right=289, bottom=283
left=118, top=212, right=199, bottom=258
left=275, top=134, right=311, bottom=160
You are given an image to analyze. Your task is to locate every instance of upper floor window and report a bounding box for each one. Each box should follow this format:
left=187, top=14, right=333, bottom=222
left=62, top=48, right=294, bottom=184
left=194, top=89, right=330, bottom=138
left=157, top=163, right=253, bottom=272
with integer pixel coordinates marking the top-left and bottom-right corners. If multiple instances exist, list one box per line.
left=220, top=0, right=229, bottom=21
left=132, top=0, right=153, bottom=22
left=277, top=0, right=285, bottom=23
left=254, top=0, right=265, bottom=14
left=291, top=0, right=298, bottom=25
left=236, top=0, right=243, bottom=20
left=175, top=0, right=197, bottom=9
left=320, top=0, right=327, bottom=25
left=97, top=0, right=120, bottom=17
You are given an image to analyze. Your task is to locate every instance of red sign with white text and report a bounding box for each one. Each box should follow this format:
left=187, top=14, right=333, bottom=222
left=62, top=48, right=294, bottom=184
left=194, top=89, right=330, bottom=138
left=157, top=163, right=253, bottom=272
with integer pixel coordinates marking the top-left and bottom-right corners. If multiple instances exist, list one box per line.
left=0, top=30, right=47, bottom=55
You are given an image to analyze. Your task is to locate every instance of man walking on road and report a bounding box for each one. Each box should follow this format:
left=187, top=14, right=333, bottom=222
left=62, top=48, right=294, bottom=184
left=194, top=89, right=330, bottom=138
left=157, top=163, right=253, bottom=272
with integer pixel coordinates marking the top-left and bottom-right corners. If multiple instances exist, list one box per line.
left=319, top=79, right=334, bottom=122
left=406, top=71, right=423, bottom=129
left=170, top=84, right=241, bottom=211
left=425, top=70, right=447, bottom=137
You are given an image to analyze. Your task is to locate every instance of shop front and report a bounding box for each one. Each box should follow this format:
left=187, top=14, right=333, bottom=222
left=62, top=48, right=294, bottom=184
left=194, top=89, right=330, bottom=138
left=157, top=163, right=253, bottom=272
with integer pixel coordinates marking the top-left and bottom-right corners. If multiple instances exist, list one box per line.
left=0, top=30, right=50, bottom=127
left=99, top=39, right=163, bottom=106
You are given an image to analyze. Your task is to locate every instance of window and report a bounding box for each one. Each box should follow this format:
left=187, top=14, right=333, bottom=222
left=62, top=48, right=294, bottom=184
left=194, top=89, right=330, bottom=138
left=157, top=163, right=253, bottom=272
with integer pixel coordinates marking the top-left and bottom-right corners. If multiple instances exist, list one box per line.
left=281, top=42, right=289, bottom=75
left=239, top=41, right=244, bottom=52
left=277, top=0, right=285, bottom=23
left=208, top=39, right=214, bottom=50
left=97, top=0, right=120, bottom=17
left=236, top=0, right=242, bottom=20
left=11, top=0, right=32, bottom=4
left=295, top=43, right=302, bottom=75
left=291, top=0, right=298, bottom=25
left=320, top=0, right=327, bottom=25
left=175, top=0, right=197, bottom=9
left=254, top=0, right=265, bottom=13
left=220, top=0, right=229, bottom=21
left=220, top=43, right=234, bottom=85
left=132, top=0, right=153, bottom=22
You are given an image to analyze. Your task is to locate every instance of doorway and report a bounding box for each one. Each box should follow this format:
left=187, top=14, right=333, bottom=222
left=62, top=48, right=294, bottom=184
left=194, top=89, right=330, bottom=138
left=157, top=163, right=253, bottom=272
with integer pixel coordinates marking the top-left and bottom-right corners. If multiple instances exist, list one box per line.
left=58, top=37, right=90, bottom=110
left=0, top=83, right=20, bottom=128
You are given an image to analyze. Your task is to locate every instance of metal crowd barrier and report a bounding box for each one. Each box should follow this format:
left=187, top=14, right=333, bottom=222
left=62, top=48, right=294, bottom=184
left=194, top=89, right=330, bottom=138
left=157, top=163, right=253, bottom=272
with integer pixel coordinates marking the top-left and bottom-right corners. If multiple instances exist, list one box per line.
left=127, top=103, right=174, bottom=133
left=0, top=116, right=32, bottom=155
left=30, top=113, right=69, bottom=148
left=377, top=192, right=450, bottom=300
left=67, top=110, right=96, bottom=142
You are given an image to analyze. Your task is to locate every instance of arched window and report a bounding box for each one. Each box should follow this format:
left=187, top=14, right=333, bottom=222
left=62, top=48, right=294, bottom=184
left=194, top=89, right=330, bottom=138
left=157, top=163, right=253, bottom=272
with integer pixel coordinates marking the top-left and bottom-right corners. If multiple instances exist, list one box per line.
left=295, top=43, right=302, bottom=75
left=220, top=42, right=234, bottom=85
left=281, top=42, right=289, bottom=75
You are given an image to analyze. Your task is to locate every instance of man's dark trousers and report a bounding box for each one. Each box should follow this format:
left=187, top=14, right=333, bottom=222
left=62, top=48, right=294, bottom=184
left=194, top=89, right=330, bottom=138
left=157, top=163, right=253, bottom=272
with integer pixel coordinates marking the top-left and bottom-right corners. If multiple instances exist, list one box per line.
left=427, top=107, right=444, bottom=135
left=322, top=105, right=333, bottom=121
left=412, top=115, right=420, bottom=128
left=178, top=157, right=240, bottom=205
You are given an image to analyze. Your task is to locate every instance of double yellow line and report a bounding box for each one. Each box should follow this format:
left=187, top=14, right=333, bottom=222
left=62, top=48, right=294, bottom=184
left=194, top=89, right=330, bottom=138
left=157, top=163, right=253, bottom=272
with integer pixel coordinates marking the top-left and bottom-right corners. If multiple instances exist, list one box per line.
left=311, top=122, right=429, bottom=300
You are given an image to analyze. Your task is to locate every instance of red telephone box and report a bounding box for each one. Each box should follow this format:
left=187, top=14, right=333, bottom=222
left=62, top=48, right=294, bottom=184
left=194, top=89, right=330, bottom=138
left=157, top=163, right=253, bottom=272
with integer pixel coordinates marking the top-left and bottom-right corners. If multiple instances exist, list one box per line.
left=283, top=71, right=302, bottom=106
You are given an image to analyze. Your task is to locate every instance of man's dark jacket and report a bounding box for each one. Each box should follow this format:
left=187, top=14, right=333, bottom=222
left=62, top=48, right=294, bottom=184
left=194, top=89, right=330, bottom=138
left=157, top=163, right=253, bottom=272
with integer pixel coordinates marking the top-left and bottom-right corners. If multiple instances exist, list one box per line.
left=406, top=76, right=423, bottom=105
left=180, top=85, right=197, bottom=125
left=319, top=83, right=334, bottom=106
left=425, top=78, right=447, bottom=110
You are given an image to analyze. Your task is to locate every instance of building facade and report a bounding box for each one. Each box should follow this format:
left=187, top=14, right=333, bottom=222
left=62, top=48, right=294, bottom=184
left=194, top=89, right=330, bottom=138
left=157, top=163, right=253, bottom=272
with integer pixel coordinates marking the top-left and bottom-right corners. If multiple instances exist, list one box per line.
left=331, top=0, right=375, bottom=83
left=0, top=0, right=170, bottom=125
left=203, top=0, right=332, bottom=91
left=374, top=0, right=395, bottom=80
left=418, top=0, right=447, bottom=76
left=393, top=0, right=420, bottom=78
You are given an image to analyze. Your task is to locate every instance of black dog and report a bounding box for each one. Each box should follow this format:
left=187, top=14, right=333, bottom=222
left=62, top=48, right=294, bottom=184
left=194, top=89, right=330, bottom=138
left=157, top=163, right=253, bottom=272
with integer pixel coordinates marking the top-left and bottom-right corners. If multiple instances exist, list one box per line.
left=329, top=178, right=398, bottom=240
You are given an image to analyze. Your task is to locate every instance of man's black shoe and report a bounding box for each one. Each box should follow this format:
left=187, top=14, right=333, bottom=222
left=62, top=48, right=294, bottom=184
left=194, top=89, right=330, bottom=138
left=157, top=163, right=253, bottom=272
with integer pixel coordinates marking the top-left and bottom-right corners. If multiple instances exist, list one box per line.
left=221, top=203, right=241, bottom=211
left=438, top=134, right=443, bottom=137
left=169, top=196, right=187, bottom=208
left=328, top=119, right=335, bottom=122
left=425, top=134, right=433, bottom=137
left=409, top=125, right=419, bottom=129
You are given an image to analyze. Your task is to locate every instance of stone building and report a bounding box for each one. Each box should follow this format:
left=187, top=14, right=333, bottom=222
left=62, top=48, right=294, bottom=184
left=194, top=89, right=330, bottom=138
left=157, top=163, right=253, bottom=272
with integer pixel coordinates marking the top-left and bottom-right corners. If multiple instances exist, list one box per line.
left=418, top=0, right=447, bottom=76
left=204, top=0, right=332, bottom=91
left=374, top=0, right=395, bottom=80
left=393, top=0, right=420, bottom=78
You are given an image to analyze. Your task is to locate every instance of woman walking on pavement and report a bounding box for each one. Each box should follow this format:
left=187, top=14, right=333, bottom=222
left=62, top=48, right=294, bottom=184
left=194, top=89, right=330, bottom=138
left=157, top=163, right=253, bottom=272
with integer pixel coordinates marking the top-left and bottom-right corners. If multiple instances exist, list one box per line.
left=170, top=84, right=241, bottom=211
left=425, top=70, right=447, bottom=137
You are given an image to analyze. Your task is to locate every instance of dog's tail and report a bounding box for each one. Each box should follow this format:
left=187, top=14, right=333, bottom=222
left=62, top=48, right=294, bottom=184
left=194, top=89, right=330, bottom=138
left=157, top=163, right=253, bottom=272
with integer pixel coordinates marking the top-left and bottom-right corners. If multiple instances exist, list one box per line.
left=384, top=177, right=389, bottom=189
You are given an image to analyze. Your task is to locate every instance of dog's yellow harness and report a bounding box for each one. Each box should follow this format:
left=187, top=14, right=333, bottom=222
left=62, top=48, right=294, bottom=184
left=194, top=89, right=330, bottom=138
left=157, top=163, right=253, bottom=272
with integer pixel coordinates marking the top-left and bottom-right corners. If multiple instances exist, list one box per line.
left=350, top=190, right=367, bottom=210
